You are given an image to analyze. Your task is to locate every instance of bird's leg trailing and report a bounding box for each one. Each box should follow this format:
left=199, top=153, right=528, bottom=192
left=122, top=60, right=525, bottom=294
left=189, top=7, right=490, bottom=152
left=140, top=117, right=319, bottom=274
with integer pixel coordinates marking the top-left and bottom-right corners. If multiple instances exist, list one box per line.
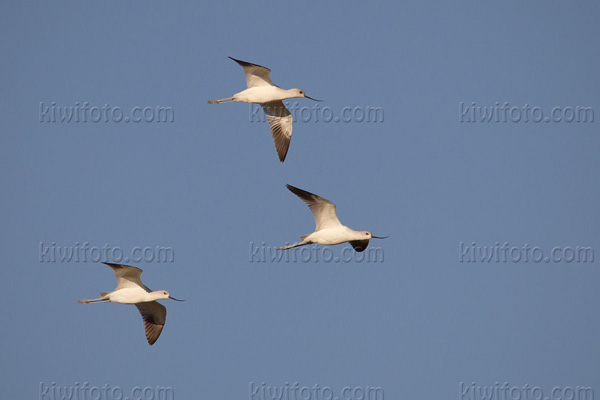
left=278, top=240, right=312, bottom=251
left=77, top=295, right=110, bottom=304
left=208, top=97, right=235, bottom=104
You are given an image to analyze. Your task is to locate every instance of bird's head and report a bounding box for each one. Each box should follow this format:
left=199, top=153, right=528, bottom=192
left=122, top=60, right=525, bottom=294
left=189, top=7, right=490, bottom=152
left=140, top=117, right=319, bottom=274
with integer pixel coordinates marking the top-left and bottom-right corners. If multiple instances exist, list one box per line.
left=360, top=231, right=389, bottom=240
left=155, top=290, right=184, bottom=301
left=293, top=89, right=321, bottom=101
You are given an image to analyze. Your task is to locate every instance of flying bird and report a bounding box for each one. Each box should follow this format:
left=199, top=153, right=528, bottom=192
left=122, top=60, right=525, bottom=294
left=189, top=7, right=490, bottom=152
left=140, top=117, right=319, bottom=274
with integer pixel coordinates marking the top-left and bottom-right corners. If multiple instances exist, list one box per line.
left=208, top=57, right=320, bottom=162
left=279, top=184, right=388, bottom=252
left=78, top=262, right=183, bottom=345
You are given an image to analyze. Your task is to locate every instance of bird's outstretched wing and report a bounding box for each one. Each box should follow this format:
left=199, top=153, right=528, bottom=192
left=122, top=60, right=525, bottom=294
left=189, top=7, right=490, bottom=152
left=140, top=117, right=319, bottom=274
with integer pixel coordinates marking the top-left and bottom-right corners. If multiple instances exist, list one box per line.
left=349, top=239, right=370, bottom=252
left=286, top=185, right=342, bottom=230
left=104, top=263, right=145, bottom=290
left=262, top=101, right=292, bottom=162
left=135, top=301, right=167, bottom=346
left=229, top=57, right=274, bottom=88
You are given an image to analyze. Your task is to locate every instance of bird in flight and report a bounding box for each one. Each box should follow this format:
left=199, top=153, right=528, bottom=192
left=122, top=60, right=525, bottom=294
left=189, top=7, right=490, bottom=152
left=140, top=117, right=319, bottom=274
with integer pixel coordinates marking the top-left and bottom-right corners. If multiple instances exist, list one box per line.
left=208, top=57, right=320, bottom=162
left=78, top=262, right=184, bottom=345
left=279, top=184, right=388, bottom=252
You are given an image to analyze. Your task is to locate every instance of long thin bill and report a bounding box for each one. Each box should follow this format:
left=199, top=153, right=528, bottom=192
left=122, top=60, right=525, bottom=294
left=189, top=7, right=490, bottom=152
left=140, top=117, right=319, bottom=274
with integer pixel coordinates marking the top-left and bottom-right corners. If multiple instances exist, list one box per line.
left=372, top=235, right=389, bottom=239
left=169, top=296, right=185, bottom=302
left=305, top=95, right=322, bottom=101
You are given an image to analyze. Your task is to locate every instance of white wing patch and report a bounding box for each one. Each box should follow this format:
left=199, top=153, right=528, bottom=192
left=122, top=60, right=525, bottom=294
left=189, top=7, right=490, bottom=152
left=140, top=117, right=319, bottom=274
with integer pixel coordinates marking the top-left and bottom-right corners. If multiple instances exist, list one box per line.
left=229, top=57, right=274, bottom=88
left=104, top=263, right=145, bottom=290
left=286, top=185, right=342, bottom=231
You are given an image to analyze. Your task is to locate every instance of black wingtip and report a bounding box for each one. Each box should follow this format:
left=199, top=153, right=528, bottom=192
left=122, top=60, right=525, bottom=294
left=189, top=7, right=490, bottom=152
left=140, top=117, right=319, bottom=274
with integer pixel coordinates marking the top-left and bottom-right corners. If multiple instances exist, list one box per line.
left=285, top=184, right=315, bottom=200
left=103, top=262, right=119, bottom=267
left=228, top=56, right=271, bottom=71
left=103, top=262, right=138, bottom=270
left=286, top=184, right=304, bottom=194
left=277, top=149, right=287, bottom=162
left=228, top=56, right=252, bottom=66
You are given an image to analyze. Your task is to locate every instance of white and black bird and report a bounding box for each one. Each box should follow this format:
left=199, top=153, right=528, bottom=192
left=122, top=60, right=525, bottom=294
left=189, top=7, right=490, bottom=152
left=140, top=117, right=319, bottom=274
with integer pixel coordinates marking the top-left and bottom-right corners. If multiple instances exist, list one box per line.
left=78, top=263, right=183, bottom=345
left=279, top=184, right=388, bottom=252
left=208, top=57, right=320, bottom=162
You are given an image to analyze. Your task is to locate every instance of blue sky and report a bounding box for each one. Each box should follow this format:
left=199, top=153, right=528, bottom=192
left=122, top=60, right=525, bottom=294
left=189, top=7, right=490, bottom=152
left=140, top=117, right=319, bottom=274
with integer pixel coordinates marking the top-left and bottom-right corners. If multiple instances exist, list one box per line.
left=2, top=1, right=599, bottom=399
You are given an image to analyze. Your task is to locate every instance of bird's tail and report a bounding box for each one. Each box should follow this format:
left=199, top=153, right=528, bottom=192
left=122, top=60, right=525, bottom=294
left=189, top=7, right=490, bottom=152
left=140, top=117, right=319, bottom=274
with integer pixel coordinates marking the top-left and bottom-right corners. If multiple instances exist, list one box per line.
left=278, top=240, right=312, bottom=251
left=208, top=97, right=235, bottom=104
left=78, top=295, right=110, bottom=304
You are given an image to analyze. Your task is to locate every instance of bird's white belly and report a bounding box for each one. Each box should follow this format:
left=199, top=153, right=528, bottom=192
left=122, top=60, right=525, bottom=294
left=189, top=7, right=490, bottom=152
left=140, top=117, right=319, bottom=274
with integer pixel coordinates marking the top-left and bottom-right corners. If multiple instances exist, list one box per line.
left=233, top=86, right=288, bottom=103
left=108, top=288, right=151, bottom=304
left=306, top=228, right=352, bottom=245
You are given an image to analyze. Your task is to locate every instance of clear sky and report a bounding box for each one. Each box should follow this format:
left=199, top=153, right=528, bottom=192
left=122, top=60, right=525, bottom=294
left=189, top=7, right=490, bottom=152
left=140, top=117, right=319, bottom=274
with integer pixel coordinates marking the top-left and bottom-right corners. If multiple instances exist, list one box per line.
left=2, top=1, right=599, bottom=399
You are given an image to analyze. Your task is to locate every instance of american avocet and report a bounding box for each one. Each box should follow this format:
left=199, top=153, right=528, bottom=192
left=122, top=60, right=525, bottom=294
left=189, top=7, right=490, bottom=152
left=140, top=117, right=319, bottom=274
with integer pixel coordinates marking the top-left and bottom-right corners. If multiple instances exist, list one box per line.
left=78, top=263, right=183, bottom=345
left=208, top=57, right=320, bottom=162
left=279, top=184, right=388, bottom=252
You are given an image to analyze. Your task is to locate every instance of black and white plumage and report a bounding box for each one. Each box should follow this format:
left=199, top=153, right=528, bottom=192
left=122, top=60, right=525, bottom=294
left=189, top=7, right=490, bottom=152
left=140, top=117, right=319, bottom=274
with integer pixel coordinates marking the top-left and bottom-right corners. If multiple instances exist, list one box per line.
left=208, top=57, right=320, bottom=162
left=78, top=263, right=183, bottom=345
